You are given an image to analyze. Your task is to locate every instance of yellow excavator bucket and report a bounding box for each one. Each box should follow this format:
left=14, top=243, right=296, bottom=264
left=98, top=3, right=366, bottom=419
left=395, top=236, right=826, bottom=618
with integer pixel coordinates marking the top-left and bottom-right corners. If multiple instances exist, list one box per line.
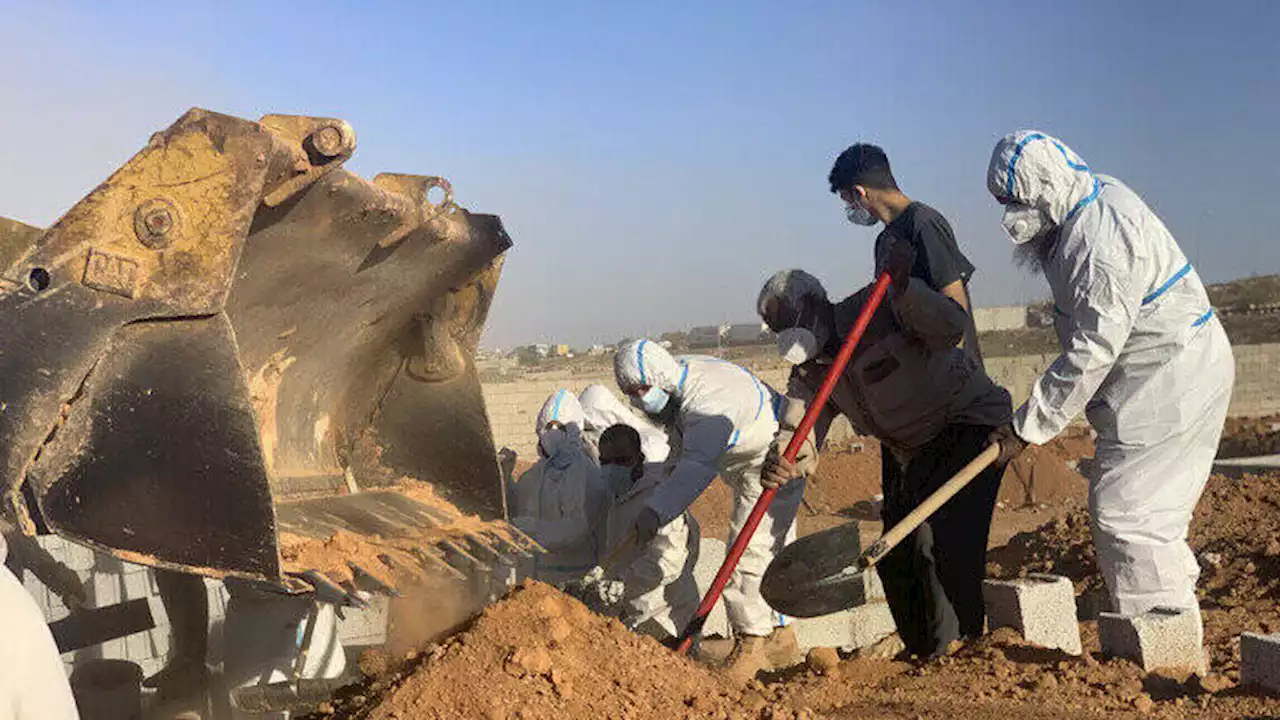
left=0, top=109, right=528, bottom=590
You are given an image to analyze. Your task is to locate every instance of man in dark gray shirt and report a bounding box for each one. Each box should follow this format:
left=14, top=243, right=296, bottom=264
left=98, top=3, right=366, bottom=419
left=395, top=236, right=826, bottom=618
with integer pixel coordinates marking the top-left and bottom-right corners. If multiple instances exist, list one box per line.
left=829, top=143, right=983, bottom=362
left=757, top=243, right=1011, bottom=659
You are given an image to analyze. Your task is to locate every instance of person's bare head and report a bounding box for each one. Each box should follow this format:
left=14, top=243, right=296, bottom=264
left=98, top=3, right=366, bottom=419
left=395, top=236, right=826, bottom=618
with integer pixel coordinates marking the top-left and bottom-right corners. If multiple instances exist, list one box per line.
left=828, top=143, right=909, bottom=225
left=599, top=424, right=642, bottom=466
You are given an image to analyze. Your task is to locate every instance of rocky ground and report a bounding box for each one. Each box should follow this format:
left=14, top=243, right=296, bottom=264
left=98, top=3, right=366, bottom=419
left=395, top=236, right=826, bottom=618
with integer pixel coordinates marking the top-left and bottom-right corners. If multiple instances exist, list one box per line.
left=306, top=423, right=1280, bottom=719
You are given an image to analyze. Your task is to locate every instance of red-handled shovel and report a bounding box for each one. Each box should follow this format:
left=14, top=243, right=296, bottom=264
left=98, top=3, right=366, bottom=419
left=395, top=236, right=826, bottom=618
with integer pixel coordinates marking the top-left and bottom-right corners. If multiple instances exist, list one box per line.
left=673, top=272, right=893, bottom=654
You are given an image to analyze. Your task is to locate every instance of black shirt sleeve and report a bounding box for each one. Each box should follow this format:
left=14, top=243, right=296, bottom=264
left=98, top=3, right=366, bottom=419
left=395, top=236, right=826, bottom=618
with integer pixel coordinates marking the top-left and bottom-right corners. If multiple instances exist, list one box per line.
left=876, top=203, right=975, bottom=292
left=914, top=210, right=973, bottom=289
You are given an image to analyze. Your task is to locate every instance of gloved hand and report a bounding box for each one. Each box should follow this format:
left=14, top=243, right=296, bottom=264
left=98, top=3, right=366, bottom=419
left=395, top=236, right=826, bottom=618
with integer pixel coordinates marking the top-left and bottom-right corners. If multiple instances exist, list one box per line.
left=599, top=579, right=625, bottom=605
left=988, top=423, right=1029, bottom=466
left=498, top=447, right=518, bottom=479
left=761, top=449, right=799, bottom=489
left=634, top=507, right=662, bottom=545
left=762, top=398, right=818, bottom=489
left=885, top=238, right=916, bottom=297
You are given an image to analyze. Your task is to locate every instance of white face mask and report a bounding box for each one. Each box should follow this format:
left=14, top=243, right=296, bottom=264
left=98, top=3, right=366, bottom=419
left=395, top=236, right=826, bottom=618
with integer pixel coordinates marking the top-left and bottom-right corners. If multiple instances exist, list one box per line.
left=776, top=327, right=820, bottom=365
left=629, top=386, right=671, bottom=416
left=1001, top=203, right=1051, bottom=244
left=601, top=463, right=636, bottom=497
left=844, top=200, right=878, bottom=227
left=538, top=426, right=567, bottom=458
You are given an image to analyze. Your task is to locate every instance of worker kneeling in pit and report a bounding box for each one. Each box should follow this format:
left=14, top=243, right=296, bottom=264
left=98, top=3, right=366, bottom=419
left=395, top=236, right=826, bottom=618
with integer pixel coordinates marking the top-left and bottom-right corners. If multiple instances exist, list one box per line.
left=758, top=244, right=1013, bottom=660
left=597, top=424, right=700, bottom=642
left=511, top=390, right=609, bottom=586
left=614, top=340, right=801, bottom=681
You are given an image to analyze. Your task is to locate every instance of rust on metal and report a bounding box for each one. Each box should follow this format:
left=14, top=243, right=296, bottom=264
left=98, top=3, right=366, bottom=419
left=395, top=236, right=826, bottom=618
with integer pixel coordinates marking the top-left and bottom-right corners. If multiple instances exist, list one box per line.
left=0, top=108, right=518, bottom=596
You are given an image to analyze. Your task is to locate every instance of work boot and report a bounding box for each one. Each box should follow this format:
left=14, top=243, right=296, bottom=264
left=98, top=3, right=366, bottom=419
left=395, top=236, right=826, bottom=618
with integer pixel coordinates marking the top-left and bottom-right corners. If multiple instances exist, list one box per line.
left=722, top=634, right=770, bottom=683
left=762, top=625, right=802, bottom=669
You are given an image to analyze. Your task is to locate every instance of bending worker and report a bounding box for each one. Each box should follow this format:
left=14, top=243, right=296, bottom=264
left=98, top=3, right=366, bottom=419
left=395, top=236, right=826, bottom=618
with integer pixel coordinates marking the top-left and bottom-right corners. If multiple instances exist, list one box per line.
left=985, top=131, right=1233, bottom=635
left=511, top=389, right=608, bottom=585
left=613, top=341, right=801, bottom=680
left=758, top=244, right=1012, bottom=659
left=579, top=383, right=670, bottom=464
left=597, top=424, right=699, bottom=641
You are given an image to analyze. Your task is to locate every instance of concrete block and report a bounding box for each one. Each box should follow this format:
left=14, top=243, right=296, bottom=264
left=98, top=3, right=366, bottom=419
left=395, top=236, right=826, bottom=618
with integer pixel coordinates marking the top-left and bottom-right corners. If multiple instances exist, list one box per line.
left=125, top=631, right=150, bottom=662
left=337, top=595, right=391, bottom=646
left=91, top=572, right=122, bottom=607
left=691, top=538, right=731, bottom=639
left=62, top=541, right=96, bottom=572
left=1240, top=632, right=1280, bottom=694
left=123, top=571, right=151, bottom=600
left=983, top=574, right=1082, bottom=655
left=1099, top=607, right=1206, bottom=673
left=792, top=600, right=897, bottom=652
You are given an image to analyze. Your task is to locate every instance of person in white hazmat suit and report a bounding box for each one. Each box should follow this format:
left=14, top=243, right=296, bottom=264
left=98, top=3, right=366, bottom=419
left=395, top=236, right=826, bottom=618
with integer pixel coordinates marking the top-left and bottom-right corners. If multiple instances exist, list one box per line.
left=613, top=340, right=801, bottom=680
left=511, top=390, right=609, bottom=585
left=0, top=533, right=80, bottom=720
left=579, top=383, right=670, bottom=464
left=222, top=579, right=347, bottom=720
left=985, top=130, right=1234, bottom=636
left=597, top=424, right=699, bottom=641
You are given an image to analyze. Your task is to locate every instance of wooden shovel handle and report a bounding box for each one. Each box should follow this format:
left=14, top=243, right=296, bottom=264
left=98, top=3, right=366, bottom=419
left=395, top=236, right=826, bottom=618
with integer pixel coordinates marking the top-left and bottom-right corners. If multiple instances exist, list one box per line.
left=858, top=443, right=1000, bottom=570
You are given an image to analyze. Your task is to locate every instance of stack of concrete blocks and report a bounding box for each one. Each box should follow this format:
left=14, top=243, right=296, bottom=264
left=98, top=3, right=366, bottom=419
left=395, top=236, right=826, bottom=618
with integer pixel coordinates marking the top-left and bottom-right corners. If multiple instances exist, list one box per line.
left=1240, top=632, right=1280, bottom=694
left=18, top=534, right=192, bottom=678
left=1098, top=607, right=1207, bottom=674
left=693, top=528, right=896, bottom=652
left=20, top=535, right=396, bottom=680
left=982, top=574, right=1082, bottom=655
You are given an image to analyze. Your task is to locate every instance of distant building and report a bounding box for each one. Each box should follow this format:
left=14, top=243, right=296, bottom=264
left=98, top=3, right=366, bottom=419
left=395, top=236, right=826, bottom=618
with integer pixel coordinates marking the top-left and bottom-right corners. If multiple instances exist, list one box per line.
left=724, top=322, right=771, bottom=346
left=586, top=344, right=608, bottom=357
left=553, top=344, right=571, bottom=357
left=533, top=344, right=550, bottom=358
left=688, top=325, right=726, bottom=349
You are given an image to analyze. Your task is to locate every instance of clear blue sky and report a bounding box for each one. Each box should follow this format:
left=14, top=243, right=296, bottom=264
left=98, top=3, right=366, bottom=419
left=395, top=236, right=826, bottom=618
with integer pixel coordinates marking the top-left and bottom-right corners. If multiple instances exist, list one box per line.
left=2, top=1, right=1277, bottom=348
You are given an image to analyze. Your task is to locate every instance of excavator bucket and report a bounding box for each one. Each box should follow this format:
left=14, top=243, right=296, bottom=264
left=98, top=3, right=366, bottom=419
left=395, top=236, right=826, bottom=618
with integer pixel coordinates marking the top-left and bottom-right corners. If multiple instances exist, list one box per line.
left=0, top=109, right=526, bottom=589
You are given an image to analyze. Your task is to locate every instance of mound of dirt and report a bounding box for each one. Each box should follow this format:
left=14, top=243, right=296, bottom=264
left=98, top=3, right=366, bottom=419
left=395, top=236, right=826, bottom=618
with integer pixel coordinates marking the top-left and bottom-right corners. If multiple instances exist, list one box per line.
left=315, top=581, right=817, bottom=720
left=779, top=624, right=1280, bottom=719
left=986, top=471, right=1280, bottom=675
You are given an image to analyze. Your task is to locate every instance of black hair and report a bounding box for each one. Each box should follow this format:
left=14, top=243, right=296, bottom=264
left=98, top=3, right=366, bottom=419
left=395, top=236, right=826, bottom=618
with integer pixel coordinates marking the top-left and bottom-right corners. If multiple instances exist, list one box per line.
left=828, top=143, right=899, bottom=193
left=599, top=424, right=641, bottom=454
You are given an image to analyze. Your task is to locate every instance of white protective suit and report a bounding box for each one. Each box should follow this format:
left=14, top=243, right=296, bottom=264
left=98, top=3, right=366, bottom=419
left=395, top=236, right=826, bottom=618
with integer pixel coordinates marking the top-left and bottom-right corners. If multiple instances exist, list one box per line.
left=0, top=536, right=80, bottom=720
left=579, top=384, right=670, bottom=463
left=512, top=390, right=608, bottom=584
left=614, top=340, right=799, bottom=637
left=222, top=579, right=346, bottom=720
left=988, top=131, right=1234, bottom=621
left=603, top=462, right=700, bottom=639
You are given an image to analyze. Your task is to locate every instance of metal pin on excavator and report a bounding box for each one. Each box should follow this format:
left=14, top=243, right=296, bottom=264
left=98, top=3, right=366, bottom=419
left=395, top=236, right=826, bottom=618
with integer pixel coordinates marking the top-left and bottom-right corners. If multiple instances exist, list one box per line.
left=0, top=109, right=538, bottom=715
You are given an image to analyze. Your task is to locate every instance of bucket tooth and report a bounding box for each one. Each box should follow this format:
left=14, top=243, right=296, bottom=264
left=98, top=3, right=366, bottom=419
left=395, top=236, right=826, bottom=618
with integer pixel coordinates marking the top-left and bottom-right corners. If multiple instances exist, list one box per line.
left=438, top=539, right=488, bottom=573
left=410, top=547, right=466, bottom=582
left=462, top=532, right=504, bottom=564
left=485, top=530, right=534, bottom=559
left=348, top=562, right=400, bottom=597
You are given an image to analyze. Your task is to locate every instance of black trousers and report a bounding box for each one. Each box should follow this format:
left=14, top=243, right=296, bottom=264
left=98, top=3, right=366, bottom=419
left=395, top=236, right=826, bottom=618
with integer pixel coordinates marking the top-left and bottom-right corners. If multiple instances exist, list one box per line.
left=876, top=424, right=1005, bottom=658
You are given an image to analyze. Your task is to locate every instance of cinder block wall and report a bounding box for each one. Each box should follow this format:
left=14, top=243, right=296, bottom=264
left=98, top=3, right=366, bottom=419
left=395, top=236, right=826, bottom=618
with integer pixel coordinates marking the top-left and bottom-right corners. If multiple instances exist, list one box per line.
left=482, top=344, right=1280, bottom=457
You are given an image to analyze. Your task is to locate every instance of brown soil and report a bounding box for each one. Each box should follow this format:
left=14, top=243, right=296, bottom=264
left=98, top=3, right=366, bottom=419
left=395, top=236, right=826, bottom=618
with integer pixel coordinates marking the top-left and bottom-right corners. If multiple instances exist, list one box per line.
left=311, top=468, right=1280, bottom=720
left=278, top=480, right=516, bottom=588
left=312, top=581, right=819, bottom=720
left=1218, top=413, right=1280, bottom=458
left=308, top=433, right=1280, bottom=719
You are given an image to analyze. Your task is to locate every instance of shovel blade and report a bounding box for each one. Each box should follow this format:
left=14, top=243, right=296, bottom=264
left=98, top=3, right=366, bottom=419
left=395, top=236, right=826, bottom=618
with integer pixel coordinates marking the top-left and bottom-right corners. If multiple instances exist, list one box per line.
left=761, top=522, right=871, bottom=618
